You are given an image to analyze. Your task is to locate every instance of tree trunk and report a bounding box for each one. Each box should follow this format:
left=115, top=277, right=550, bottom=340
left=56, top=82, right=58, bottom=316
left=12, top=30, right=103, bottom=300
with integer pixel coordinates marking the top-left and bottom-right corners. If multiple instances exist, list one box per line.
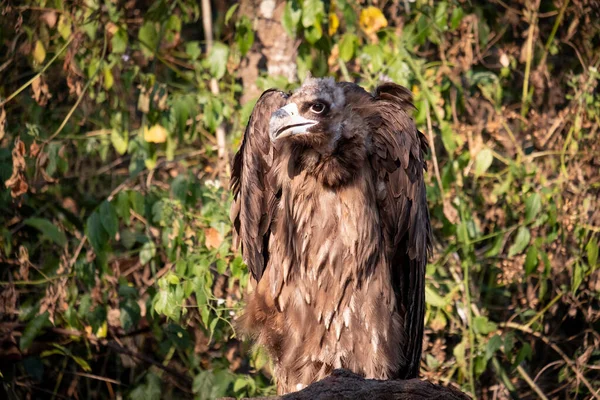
left=238, top=0, right=297, bottom=104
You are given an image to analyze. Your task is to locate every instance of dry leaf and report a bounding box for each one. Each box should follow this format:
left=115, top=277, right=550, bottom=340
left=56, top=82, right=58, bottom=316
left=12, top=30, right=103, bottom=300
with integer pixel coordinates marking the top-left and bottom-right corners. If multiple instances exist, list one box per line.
left=31, top=76, right=52, bottom=106
left=30, top=141, right=41, bottom=157
left=205, top=227, right=223, bottom=249
left=5, top=138, right=28, bottom=199
left=0, top=106, right=5, bottom=141
left=144, top=124, right=168, bottom=143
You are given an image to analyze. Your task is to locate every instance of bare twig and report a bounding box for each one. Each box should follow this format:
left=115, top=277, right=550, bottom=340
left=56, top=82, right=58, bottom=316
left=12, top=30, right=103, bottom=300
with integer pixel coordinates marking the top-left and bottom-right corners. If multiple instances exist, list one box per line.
left=201, top=0, right=230, bottom=178
left=516, top=365, right=549, bottom=400
left=500, top=322, right=600, bottom=399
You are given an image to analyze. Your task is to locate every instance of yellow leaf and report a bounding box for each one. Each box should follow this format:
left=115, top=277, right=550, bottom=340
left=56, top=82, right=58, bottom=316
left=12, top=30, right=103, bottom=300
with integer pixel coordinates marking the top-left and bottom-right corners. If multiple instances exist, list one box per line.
left=144, top=124, right=168, bottom=143
left=359, top=6, right=388, bottom=35
left=95, top=321, right=107, bottom=338
left=328, top=13, right=340, bottom=36
left=32, top=40, right=46, bottom=64
left=103, top=67, right=114, bottom=90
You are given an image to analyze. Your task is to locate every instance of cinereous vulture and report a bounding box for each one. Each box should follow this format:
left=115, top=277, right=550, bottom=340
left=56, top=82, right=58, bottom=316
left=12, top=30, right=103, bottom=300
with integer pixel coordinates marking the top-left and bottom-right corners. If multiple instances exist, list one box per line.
left=230, top=77, right=431, bottom=394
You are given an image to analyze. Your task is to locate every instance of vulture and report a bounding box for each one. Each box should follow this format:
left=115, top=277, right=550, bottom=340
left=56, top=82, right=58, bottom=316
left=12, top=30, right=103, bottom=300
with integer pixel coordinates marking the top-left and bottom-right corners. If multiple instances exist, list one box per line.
left=230, top=77, right=431, bottom=394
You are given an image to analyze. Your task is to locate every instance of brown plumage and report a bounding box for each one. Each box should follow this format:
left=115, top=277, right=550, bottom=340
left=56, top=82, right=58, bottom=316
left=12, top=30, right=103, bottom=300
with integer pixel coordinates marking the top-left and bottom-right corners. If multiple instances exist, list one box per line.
left=230, top=77, right=431, bottom=394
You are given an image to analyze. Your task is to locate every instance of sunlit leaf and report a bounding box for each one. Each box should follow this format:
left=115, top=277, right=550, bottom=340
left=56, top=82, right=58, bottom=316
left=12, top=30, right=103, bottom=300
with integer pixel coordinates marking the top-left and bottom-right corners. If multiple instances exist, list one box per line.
left=140, top=241, right=156, bottom=266
left=32, top=40, right=46, bottom=64
left=475, top=148, right=493, bottom=177
left=328, top=13, right=339, bottom=36
left=207, top=42, right=229, bottom=80
left=525, top=192, right=541, bottom=222
left=586, top=236, right=598, bottom=268
left=359, top=6, right=387, bottom=35
left=144, top=124, right=168, bottom=143
left=339, top=33, right=357, bottom=62
left=508, top=227, right=530, bottom=257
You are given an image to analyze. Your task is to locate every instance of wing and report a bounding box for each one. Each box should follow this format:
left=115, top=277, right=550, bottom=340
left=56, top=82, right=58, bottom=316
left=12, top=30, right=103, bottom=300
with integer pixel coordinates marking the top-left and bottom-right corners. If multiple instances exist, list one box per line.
left=368, top=82, right=432, bottom=379
left=230, top=89, right=288, bottom=281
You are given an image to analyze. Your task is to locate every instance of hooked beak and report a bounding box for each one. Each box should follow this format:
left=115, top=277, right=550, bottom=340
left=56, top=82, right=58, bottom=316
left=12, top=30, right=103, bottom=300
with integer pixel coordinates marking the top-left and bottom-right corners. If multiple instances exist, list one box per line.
left=269, top=103, right=318, bottom=142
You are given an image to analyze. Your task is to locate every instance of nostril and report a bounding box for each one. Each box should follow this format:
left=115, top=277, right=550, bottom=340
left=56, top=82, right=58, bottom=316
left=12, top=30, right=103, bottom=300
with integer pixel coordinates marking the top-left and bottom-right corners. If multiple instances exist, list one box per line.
left=272, top=109, right=290, bottom=119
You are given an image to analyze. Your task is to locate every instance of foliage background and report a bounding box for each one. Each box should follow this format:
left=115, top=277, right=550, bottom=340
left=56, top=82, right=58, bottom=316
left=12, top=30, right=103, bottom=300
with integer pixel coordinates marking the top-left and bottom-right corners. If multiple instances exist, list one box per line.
left=0, top=0, right=599, bottom=399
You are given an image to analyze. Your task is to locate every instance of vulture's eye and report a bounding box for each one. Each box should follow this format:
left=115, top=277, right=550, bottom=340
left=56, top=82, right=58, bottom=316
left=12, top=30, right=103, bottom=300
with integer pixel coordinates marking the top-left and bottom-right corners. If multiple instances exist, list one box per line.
left=310, top=102, right=326, bottom=114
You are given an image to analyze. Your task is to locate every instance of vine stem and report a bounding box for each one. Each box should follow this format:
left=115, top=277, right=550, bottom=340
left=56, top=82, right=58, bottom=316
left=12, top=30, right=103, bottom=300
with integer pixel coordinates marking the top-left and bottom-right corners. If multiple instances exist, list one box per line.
left=0, top=37, right=75, bottom=108
left=44, top=32, right=108, bottom=144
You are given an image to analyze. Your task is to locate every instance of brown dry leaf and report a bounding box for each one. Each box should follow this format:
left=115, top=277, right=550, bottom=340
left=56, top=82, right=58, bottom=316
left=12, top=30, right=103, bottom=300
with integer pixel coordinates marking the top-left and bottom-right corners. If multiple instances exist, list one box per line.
left=5, top=138, right=28, bottom=198
left=29, top=141, right=40, bottom=158
left=0, top=106, right=5, bottom=141
left=443, top=201, right=459, bottom=224
left=205, top=227, right=223, bottom=249
left=31, top=76, right=52, bottom=106
left=107, top=308, right=121, bottom=328
left=18, top=245, right=30, bottom=280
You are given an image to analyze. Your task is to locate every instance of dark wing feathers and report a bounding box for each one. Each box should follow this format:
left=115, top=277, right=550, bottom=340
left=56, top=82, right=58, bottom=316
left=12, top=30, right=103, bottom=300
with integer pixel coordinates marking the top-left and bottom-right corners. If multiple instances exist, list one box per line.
left=230, top=89, right=288, bottom=281
left=369, top=82, right=432, bottom=379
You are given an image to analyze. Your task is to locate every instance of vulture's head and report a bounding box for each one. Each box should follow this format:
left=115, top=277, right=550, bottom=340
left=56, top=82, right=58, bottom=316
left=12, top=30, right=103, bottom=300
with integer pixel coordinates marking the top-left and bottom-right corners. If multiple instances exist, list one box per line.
left=269, top=78, right=370, bottom=186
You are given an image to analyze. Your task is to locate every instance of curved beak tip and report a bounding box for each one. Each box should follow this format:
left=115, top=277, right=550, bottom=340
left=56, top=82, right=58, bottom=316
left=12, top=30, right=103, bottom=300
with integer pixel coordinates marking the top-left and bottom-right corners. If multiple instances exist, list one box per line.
left=269, top=103, right=318, bottom=142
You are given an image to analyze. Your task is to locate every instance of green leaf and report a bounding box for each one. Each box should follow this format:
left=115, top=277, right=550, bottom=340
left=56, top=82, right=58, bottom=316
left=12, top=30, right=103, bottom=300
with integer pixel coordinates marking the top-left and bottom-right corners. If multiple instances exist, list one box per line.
left=236, top=17, right=255, bottom=57
left=282, top=0, right=302, bottom=37
left=111, top=28, right=128, bottom=54
left=473, top=316, right=497, bottom=335
left=474, top=148, right=493, bottom=176
left=434, top=2, right=448, bottom=30
left=130, top=372, right=161, bottom=400
left=302, top=0, right=325, bottom=28
left=185, top=41, right=201, bottom=61
left=233, top=377, right=248, bottom=392
left=86, top=211, right=108, bottom=252
left=115, top=191, right=131, bottom=223
left=100, top=201, right=119, bottom=239
left=450, top=7, right=464, bottom=30
left=453, top=340, right=466, bottom=369
left=20, top=312, right=50, bottom=350
left=525, top=192, right=541, bottom=222
left=57, top=16, right=72, bottom=40
left=166, top=272, right=180, bottom=285
left=586, top=236, right=598, bottom=268
left=425, top=286, right=447, bottom=308
left=339, top=33, right=357, bottom=62
left=110, top=128, right=128, bottom=155
left=508, top=227, right=530, bottom=257
left=524, top=245, right=539, bottom=276
left=225, top=3, right=239, bottom=24
left=72, top=356, right=92, bottom=372
left=140, top=241, right=156, bottom=266
left=572, top=261, right=583, bottom=294
left=129, top=191, right=145, bottom=215
left=485, top=334, right=503, bottom=360
left=138, top=21, right=159, bottom=58
left=440, top=121, right=457, bottom=154
left=25, top=218, right=66, bottom=247
left=207, top=42, right=229, bottom=80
